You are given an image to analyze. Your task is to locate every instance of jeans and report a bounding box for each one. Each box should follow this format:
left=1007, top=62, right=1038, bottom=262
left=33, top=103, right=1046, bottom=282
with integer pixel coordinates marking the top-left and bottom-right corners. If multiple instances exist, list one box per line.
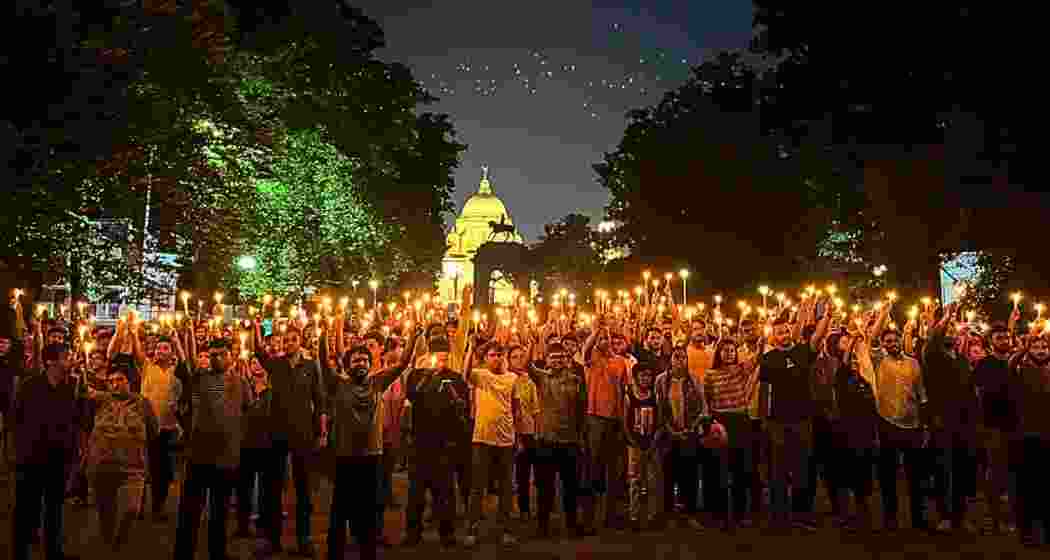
left=515, top=435, right=536, bottom=516
left=877, top=420, right=929, bottom=527
left=468, top=443, right=515, bottom=532
left=534, top=442, right=580, bottom=530
left=626, top=445, right=662, bottom=522
left=977, top=425, right=1012, bottom=525
left=173, top=463, right=236, bottom=560
left=11, top=462, right=68, bottom=560
left=930, top=428, right=978, bottom=525
left=585, top=415, right=626, bottom=520
left=270, top=439, right=315, bottom=546
left=405, top=448, right=456, bottom=538
left=237, top=447, right=279, bottom=534
left=663, top=440, right=699, bottom=516
left=329, top=455, right=382, bottom=560
left=149, top=429, right=178, bottom=514
left=766, top=419, right=813, bottom=517
left=717, top=413, right=757, bottom=518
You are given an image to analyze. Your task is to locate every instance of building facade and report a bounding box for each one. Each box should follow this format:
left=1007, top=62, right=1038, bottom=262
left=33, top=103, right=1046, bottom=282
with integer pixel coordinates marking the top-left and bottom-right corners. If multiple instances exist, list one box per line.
left=439, top=167, right=523, bottom=307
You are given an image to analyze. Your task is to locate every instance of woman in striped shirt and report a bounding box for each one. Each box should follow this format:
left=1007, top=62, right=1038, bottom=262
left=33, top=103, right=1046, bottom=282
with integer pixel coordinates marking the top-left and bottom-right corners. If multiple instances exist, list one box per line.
left=704, top=338, right=761, bottom=529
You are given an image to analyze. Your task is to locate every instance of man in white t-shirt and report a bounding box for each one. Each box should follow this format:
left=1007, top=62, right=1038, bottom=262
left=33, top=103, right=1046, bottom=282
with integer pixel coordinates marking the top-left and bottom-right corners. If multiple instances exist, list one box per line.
left=463, top=340, right=521, bottom=547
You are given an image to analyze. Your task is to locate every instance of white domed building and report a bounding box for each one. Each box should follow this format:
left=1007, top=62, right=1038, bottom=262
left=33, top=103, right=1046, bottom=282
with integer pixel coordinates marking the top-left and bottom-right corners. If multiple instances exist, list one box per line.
left=440, top=167, right=523, bottom=307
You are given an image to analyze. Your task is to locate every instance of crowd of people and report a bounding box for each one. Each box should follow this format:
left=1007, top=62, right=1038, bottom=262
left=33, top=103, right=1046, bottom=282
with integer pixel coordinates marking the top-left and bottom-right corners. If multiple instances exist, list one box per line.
left=1, top=277, right=1049, bottom=560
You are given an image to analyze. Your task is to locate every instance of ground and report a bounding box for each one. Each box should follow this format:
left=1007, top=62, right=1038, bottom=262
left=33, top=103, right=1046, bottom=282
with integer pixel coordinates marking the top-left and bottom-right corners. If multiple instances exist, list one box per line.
left=0, top=460, right=1045, bottom=559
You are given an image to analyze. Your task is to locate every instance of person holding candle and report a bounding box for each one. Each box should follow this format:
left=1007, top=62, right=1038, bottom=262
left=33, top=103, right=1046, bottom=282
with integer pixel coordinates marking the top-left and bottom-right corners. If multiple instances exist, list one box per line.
left=253, top=325, right=328, bottom=557
left=973, top=322, right=1020, bottom=536
left=704, top=338, right=762, bottom=531
left=923, top=302, right=980, bottom=534
left=579, top=322, right=630, bottom=532
left=757, top=294, right=831, bottom=532
left=401, top=336, right=471, bottom=548
left=135, top=328, right=186, bottom=522
left=319, top=321, right=417, bottom=560
left=1006, top=333, right=1050, bottom=547
left=461, top=338, right=523, bottom=547
left=172, top=338, right=253, bottom=560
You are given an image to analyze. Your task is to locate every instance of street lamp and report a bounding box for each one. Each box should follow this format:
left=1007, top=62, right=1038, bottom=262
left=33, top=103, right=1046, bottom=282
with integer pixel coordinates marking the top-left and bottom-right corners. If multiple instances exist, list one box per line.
left=236, top=255, right=257, bottom=271
left=369, top=280, right=379, bottom=310
left=679, top=269, right=689, bottom=306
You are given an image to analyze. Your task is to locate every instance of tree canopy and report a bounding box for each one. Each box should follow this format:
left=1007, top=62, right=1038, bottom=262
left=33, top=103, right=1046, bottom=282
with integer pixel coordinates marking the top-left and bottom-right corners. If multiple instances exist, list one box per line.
left=1, top=1, right=465, bottom=312
left=597, top=3, right=1046, bottom=303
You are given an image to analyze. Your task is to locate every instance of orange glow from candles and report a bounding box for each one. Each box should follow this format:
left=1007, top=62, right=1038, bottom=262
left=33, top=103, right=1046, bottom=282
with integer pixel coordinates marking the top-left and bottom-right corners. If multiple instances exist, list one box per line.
left=357, top=298, right=365, bottom=309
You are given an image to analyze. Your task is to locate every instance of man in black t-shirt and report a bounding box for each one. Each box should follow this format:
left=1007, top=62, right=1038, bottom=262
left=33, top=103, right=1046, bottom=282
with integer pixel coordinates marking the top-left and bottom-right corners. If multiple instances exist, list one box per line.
left=401, top=337, right=469, bottom=548
left=972, top=322, right=1018, bottom=534
left=758, top=298, right=830, bottom=532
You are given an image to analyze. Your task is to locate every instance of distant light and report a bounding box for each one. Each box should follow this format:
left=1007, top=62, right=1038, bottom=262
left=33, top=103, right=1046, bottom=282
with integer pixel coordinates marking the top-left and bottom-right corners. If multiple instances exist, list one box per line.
left=237, top=255, right=257, bottom=271
left=597, top=221, right=616, bottom=233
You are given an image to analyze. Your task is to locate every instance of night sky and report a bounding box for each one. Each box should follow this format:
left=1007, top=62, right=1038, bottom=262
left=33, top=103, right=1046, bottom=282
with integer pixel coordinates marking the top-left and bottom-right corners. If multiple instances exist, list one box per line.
left=355, top=1, right=754, bottom=240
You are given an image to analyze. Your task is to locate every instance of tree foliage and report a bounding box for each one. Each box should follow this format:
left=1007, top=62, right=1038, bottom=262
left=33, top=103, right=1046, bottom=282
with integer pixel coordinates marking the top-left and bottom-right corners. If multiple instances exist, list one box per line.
left=1, top=1, right=464, bottom=311
left=595, top=51, right=841, bottom=292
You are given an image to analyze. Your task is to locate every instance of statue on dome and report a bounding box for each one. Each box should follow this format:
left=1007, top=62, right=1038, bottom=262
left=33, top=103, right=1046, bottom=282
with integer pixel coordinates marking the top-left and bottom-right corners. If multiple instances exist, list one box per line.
left=487, top=214, right=517, bottom=242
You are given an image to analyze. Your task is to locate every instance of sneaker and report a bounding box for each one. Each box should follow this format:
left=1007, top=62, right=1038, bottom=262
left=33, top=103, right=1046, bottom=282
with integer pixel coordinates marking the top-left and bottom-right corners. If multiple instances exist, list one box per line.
left=935, top=519, right=952, bottom=533
left=683, top=517, right=703, bottom=530
left=501, top=532, right=518, bottom=546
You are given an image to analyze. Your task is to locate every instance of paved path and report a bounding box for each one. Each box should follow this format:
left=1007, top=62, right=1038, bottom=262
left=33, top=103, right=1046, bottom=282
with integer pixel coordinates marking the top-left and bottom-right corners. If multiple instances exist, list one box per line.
left=0, top=465, right=1045, bottom=559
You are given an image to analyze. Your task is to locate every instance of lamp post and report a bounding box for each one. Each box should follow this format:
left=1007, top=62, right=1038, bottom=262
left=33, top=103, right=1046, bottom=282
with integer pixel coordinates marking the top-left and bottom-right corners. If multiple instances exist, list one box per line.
left=369, top=280, right=379, bottom=311
left=679, top=269, right=689, bottom=307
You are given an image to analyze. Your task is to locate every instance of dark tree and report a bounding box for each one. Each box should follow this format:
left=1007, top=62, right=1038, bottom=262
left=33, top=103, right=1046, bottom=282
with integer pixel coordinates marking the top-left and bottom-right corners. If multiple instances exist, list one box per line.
left=596, top=51, right=840, bottom=293
left=532, top=213, right=604, bottom=297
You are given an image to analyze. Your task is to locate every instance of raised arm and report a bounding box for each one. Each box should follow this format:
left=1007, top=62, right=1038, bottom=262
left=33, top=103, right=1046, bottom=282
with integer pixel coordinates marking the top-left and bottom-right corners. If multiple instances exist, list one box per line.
left=809, top=296, right=833, bottom=352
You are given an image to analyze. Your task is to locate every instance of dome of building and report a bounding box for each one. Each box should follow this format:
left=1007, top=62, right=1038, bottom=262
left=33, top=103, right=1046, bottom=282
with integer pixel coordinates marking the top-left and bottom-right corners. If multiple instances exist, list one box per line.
left=459, top=173, right=512, bottom=224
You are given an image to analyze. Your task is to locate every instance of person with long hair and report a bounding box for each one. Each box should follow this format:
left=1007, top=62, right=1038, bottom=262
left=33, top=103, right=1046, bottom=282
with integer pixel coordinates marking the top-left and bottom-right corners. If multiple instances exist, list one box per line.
left=704, top=338, right=761, bottom=530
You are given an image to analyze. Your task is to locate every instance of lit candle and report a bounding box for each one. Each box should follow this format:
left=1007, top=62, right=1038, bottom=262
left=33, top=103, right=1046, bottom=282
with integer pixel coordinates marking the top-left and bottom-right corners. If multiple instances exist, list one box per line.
left=1036, top=303, right=1045, bottom=321
left=214, top=291, right=223, bottom=305
left=1012, top=292, right=1022, bottom=308
left=758, top=285, right=769, bottom=310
